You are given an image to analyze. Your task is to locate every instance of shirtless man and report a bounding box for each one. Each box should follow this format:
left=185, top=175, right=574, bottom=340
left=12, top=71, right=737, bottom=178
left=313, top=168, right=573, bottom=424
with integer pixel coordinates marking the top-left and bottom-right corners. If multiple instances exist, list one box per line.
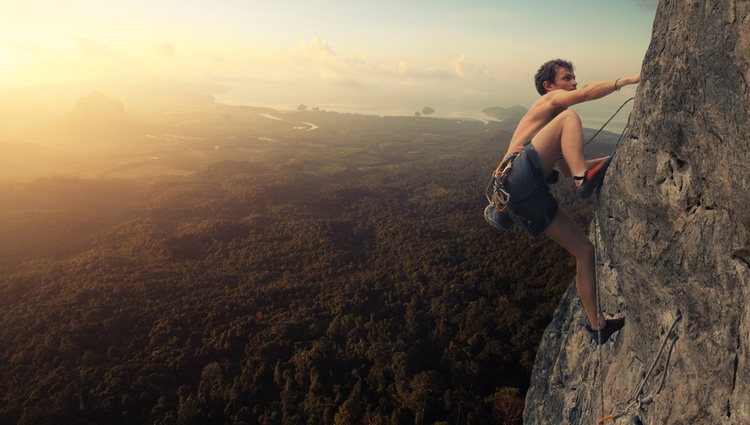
left=486, top=59, right=640, bottom=343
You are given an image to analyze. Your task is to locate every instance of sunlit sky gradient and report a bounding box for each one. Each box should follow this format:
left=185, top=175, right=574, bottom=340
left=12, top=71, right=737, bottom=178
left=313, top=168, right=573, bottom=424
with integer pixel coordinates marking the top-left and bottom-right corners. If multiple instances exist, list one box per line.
left=1, top=0, right=657, bottom=120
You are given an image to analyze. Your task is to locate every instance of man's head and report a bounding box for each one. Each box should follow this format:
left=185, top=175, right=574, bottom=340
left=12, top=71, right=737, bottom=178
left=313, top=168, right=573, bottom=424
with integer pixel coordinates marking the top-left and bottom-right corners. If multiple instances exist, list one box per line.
left=534, top=59, right=576, bottom=95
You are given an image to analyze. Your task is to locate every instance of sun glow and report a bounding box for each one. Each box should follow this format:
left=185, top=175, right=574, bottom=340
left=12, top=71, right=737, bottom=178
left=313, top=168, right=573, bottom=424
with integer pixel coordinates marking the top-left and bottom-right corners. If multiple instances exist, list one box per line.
left=0, top=0, right=656, bottom=122
left=0, top=47, right=11, bottom=70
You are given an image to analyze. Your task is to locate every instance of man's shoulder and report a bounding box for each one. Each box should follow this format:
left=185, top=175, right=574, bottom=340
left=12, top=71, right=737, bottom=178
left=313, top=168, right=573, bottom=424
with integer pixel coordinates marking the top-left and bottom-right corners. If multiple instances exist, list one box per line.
left=525, top=95, right=557, bottom=118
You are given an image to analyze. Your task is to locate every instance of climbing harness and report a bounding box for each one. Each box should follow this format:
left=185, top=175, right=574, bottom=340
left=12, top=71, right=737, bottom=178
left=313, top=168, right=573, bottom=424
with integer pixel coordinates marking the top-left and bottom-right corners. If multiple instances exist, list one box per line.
left=485, top=153, right=518, bottom=213
left=483, top=152, right=520, bottom=231
left=596, top=311, right=683, bottom=425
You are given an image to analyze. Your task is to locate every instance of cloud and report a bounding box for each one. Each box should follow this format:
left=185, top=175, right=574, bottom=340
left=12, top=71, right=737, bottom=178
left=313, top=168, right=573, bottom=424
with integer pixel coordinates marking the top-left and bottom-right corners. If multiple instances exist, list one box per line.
left=451, top=54, right=467, bottom=77
left=155, top=43, right=175, bottom=58
left=450, top=54, right=491, bottom=79
left=394, top=60, right=454, bottom=80
left=72, top=37, right=113, bottom=58
left=300, top=37, right=336, bottom=59
left=2, top=39, right=43, bottom=56
left=318, top=69, right=363, bottom=87
left=297, top=37, right=455, bottom=85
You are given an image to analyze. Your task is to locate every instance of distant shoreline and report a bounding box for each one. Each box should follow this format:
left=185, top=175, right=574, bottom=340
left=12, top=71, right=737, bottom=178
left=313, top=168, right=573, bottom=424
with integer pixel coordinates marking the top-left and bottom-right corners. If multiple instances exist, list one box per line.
left=216, top=100, right=632, bottom=134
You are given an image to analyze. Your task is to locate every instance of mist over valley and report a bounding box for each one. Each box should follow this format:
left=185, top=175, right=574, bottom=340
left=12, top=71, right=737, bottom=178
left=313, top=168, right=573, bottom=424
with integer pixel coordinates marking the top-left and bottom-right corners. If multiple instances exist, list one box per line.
left=0, top=91, right=618, bottom=424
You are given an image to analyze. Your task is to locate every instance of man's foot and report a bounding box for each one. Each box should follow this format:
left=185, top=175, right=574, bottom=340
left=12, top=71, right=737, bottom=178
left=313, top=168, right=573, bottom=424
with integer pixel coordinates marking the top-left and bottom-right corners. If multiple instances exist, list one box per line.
left=586, top=317, right=625, bottom=345
left=575, top=156, right=613, bottom=199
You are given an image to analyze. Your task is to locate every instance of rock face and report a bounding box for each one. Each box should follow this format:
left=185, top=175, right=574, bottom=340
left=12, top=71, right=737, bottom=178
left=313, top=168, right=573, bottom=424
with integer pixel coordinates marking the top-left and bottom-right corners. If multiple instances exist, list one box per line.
left=525, top=1, right=750, bottom=424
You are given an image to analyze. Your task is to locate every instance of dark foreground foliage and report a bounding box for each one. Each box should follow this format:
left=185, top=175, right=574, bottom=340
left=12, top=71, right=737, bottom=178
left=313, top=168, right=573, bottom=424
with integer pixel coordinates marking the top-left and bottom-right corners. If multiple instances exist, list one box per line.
left=0, top=111, right=606, bottom=425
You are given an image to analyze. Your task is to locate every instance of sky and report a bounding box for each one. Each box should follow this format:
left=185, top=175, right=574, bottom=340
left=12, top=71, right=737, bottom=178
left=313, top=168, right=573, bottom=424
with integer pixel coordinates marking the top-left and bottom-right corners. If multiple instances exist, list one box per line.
left=0, top=0, right=658, bottom=122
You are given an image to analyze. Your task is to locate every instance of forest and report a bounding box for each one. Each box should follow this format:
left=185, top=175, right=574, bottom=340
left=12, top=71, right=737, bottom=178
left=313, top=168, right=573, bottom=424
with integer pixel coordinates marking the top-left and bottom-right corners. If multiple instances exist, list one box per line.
left=0, top=102, right=616, bottom=424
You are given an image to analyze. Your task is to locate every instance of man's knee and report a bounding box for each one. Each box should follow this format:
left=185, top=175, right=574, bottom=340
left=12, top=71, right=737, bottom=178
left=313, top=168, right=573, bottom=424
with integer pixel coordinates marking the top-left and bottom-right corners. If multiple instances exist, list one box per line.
left=574, top=239, right=595, bottom=262
left=559, top=109, right=581, bottom=125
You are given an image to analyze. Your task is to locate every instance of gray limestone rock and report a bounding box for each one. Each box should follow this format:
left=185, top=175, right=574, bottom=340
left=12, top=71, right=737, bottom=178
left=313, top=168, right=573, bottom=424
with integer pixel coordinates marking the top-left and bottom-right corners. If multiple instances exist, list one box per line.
left=524, top=1, right=750, bottom=423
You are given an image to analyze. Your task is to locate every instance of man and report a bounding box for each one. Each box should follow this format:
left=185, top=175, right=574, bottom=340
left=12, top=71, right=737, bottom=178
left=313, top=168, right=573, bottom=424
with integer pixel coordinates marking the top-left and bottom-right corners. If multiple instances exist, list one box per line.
left=485, top=59, right=640, bottom=344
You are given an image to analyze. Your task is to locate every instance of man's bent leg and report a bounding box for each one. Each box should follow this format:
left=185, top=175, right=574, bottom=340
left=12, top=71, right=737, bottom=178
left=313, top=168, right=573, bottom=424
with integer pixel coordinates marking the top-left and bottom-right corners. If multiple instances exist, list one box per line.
left=543, top=208, right=606, bottom=330
left=530, top=110, right=587, bottom=178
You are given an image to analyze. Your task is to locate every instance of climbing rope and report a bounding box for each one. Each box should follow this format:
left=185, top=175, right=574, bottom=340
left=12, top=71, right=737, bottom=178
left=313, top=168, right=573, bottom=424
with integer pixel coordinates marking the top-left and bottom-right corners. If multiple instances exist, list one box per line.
left=586, top=97, right=635, bottom=422
left=585, top=98, right=635, bottom=147
left=586, top=98, right=687, bottom=424
left=593, top=198, right=605, bottom=417
left=596, top=311, right=683, bottom=425
left=591, top=130, right=627, bottom=421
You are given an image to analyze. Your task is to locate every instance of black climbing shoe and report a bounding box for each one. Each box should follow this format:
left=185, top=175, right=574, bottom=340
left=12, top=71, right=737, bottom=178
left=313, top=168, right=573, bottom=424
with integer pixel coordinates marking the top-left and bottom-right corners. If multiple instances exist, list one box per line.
left=484, top=203, right=513, bottom=231
left=586, top=317, right=625, bottom=345
left=576, top=156, right=613, bottom=199
left=546, top=169, right=560, bottom=185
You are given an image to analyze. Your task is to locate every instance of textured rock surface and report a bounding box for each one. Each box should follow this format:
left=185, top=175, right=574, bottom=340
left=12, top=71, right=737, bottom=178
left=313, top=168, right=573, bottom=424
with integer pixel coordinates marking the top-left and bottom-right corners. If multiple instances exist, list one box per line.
left=525, top=1, right=750, bottom=424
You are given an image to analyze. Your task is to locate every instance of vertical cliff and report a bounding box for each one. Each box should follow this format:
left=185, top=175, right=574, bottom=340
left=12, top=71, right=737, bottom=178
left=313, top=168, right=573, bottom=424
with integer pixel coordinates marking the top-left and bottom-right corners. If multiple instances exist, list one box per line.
left=525, top=1, right=750, bottom=423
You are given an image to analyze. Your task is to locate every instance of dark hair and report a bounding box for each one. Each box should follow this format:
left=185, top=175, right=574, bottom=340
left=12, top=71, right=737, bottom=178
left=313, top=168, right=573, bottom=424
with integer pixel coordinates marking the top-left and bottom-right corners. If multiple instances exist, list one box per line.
left=534, top=59, right=574, bottom=95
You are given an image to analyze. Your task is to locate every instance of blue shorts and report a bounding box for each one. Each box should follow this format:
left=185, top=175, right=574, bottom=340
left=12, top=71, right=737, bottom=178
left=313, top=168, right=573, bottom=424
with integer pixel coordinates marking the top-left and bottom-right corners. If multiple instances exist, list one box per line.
left=504, top=143, right=559, bottom=237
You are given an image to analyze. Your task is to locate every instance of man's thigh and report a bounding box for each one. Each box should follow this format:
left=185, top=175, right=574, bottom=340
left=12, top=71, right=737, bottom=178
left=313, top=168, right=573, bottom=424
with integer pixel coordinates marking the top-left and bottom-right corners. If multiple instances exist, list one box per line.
left=543, top=208, right=590, bottom=257
left=531, top=110, right=581, bottom=172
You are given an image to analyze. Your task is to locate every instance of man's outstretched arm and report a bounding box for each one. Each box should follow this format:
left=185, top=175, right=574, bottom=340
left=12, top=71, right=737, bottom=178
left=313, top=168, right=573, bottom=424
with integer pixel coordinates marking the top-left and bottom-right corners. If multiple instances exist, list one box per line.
left=549, top=73, right=641, bottom=109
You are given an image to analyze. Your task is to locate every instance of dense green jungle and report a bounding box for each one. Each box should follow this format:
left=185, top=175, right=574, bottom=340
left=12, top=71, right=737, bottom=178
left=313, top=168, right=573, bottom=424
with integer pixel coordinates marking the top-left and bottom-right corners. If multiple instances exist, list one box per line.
left=0, top=101, right=617, bottom=424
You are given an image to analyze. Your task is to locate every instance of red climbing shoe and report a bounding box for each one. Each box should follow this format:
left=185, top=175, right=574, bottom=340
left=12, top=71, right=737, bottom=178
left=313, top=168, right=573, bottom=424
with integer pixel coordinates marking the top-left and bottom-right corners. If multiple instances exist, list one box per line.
left=586, top=317, right=625, bottom=345
left=576, top=156, right=613, bottom=199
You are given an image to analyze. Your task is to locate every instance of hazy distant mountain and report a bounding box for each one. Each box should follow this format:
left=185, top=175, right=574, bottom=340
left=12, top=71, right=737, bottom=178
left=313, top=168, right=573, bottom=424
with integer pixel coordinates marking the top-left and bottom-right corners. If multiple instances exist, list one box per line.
left=481, top=105, right=528, bottom=122
left=75, top=91, right=126, bottom=117
left=65, top=91, right=140, bottom=143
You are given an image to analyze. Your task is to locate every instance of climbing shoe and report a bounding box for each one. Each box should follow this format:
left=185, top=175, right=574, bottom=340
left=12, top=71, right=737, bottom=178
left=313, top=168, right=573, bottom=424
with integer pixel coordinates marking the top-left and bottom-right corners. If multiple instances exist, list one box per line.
left=546, top=169, right=560, bottom=185
left=576, top=156, right=613, bottom=199
left=484, top=203, right=513, bottom=231
left=586, top=317, right=625, bottom=345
